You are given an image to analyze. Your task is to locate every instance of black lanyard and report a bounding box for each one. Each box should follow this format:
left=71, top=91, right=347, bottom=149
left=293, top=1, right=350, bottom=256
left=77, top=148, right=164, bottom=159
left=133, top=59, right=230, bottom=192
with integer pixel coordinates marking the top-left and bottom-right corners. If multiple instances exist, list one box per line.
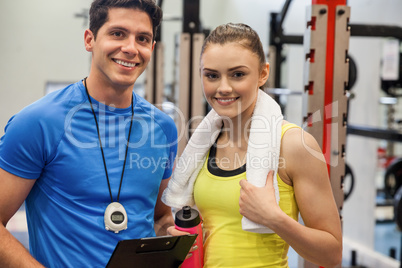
left=83, top=78, right=134, bottom=203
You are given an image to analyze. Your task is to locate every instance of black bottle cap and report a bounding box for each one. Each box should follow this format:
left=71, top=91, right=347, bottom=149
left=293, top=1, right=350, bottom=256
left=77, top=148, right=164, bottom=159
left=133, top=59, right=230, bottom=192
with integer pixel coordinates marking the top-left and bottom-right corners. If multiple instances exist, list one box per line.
left=175, top=206, right=201, bottom=228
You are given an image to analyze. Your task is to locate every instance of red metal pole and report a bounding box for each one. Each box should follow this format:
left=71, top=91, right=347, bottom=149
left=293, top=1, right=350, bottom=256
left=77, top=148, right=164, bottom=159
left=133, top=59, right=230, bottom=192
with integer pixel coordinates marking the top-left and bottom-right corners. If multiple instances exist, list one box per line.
left=312, top=0, right=347, bottom=174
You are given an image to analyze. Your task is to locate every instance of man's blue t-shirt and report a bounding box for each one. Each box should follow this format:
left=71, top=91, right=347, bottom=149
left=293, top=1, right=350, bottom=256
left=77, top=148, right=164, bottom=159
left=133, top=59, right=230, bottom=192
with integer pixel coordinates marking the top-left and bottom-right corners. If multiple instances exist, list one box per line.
left=0, top=81, right=178, bottom=267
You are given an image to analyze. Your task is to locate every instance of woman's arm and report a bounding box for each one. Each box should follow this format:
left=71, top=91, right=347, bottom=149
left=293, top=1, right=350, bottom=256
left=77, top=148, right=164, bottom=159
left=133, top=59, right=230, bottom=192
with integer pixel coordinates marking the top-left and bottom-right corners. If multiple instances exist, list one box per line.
left=239, top=128, right=342, bottom=267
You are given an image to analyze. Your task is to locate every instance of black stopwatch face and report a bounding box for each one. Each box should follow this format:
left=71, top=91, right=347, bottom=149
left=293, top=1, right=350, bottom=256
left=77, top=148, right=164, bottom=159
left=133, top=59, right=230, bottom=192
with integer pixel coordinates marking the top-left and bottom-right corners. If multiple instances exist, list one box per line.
left=111, top=211, right=124, bottom=224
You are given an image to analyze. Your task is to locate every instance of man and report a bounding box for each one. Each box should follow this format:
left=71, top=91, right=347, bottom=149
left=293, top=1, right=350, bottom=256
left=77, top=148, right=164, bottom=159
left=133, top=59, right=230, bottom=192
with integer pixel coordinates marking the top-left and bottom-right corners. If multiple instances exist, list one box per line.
left=0, top=0, right=177, bottom=267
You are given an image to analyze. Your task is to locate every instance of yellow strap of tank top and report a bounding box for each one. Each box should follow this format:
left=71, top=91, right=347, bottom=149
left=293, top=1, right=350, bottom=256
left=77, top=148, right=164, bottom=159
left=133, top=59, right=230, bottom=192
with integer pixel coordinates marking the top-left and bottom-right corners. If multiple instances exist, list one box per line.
left=281, top=123, right=301, bottom=138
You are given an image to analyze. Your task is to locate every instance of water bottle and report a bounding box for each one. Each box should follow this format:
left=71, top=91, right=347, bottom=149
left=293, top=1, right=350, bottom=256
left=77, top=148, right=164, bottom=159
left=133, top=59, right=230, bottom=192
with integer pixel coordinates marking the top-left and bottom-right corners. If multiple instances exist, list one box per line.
left=175, top=206, right=204, bottom=268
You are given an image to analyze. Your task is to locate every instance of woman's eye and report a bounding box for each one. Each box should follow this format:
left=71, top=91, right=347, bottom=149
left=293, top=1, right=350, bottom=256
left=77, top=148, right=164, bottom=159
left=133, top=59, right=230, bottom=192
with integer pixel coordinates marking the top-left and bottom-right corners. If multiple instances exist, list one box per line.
left=205, top=73, right=218, bottom=79
left=233, top=72, right=245, bottom=78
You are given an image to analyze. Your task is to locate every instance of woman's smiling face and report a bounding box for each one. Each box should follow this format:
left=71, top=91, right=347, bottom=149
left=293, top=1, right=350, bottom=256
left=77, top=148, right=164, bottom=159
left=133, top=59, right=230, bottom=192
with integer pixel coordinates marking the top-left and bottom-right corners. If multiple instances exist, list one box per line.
left=200, top=42, right=269, bottom=121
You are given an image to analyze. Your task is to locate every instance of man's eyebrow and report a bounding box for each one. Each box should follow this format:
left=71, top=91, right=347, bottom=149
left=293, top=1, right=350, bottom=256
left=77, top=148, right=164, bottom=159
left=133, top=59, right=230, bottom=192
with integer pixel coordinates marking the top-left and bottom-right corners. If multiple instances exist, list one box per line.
left=107, top=26, right=153, bottom=38
left=138, top=31, right=153, bottom=38
left=108, top=26, right=129, bottom=32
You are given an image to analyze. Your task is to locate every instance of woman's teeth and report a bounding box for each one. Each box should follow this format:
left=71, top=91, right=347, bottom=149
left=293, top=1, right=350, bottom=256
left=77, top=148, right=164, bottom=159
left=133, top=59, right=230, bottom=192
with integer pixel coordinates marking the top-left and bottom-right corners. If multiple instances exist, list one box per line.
left=218, top=98, right=236, bottom=102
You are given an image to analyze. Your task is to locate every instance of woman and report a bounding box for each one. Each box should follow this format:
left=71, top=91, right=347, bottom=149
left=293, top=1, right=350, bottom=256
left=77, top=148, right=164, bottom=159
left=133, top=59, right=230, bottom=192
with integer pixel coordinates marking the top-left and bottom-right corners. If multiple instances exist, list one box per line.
left=163, top=23, right=342, bottom=267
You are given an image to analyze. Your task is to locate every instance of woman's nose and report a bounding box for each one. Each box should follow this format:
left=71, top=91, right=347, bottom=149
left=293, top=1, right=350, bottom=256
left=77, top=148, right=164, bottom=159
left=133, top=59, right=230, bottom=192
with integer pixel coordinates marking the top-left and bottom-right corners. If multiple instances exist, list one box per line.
left=217, top=77, right=232, bottom=95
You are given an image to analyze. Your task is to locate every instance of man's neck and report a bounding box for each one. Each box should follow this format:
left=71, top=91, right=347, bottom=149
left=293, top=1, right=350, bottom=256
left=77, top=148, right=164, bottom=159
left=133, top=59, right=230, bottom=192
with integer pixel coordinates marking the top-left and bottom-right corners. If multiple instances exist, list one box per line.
left=84, top=76, right=133, bottom=108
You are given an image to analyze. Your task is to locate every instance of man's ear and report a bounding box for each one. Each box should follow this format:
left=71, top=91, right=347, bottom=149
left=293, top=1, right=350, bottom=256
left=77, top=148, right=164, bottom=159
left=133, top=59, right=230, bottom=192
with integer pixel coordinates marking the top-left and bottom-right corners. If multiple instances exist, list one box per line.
left=84, top=29, right=95, bottom=52
left=258, top=62, right=270, bottom=87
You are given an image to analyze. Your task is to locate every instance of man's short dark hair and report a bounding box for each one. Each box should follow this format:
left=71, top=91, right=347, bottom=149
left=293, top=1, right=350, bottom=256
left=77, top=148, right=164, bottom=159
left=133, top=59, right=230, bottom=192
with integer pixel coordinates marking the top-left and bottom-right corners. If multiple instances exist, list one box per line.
left=89, top=0, right=162, bottom=41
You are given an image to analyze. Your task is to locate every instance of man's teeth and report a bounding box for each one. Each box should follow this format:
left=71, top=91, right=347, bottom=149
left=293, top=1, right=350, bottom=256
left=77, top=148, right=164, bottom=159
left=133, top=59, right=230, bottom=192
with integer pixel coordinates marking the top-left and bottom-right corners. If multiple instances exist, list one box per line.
left=115, top=59, right=137, bottom=67
left=218, top=98, right=236, bottom=102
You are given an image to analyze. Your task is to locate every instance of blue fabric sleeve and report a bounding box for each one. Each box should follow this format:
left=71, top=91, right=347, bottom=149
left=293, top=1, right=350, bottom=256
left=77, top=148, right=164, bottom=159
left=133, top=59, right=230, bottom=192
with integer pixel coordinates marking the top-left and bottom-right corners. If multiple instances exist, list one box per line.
left=162, top=117, right=178, bottom=179
left=0, top=104, right=59, bottom=179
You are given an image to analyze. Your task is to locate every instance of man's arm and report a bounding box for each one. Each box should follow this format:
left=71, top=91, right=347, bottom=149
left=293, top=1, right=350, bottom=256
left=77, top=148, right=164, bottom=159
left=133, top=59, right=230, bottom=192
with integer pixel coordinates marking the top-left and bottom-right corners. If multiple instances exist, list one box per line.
left=0, top=168, right=44, bottom=267
left=154, top=177, right=175, bottom=236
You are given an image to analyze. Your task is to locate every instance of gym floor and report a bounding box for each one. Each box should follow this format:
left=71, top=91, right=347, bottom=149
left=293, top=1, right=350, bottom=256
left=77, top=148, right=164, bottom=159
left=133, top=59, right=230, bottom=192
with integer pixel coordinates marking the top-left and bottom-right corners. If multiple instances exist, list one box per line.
left=7, top=204, right=401, bottom=268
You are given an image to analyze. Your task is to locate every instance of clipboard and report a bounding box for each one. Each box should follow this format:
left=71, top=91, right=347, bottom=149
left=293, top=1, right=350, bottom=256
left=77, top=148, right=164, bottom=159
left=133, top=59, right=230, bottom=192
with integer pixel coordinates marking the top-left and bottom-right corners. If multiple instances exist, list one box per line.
left=106, top=234, right=197, bottom=268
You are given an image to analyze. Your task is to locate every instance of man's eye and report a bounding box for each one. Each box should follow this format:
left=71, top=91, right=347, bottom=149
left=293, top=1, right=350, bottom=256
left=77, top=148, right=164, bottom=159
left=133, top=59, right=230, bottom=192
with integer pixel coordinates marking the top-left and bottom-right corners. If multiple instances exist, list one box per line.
left=112, top=32, right=123, bottom=37
left=138, top=36, right=151, bottom=43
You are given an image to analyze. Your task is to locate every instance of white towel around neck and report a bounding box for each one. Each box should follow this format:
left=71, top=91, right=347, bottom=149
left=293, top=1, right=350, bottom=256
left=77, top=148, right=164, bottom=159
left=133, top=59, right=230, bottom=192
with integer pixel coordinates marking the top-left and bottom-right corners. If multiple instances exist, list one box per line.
left=162, top=90, right=283, bottom=233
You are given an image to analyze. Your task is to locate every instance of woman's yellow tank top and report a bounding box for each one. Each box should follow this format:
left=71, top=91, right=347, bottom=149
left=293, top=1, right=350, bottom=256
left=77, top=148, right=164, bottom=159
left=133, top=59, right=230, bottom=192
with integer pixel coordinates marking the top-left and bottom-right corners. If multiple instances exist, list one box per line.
left=193, top=123, right=300, bottom=268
